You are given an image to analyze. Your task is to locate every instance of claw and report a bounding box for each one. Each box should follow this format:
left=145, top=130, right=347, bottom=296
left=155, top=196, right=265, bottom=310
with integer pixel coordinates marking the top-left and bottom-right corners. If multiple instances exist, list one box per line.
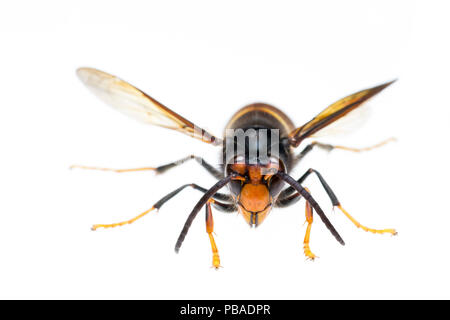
left=303, top=244, right=317, bottom=261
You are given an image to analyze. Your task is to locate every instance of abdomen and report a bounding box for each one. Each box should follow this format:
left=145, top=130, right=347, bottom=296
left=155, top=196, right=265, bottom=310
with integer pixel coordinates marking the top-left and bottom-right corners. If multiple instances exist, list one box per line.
left=224, top=103, right=295, bottom=136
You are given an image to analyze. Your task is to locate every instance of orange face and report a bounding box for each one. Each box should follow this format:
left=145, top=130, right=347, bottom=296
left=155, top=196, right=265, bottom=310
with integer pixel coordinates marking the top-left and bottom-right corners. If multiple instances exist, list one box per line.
left=226, top=158, right=285, bottom=227
left=238, top=182, right=273, bottom=226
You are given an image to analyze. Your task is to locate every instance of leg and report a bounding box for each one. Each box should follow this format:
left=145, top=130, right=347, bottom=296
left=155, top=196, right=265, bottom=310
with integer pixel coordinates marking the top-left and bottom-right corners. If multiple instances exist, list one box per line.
left=275, top=171, right=345, bottom=245
left=337, top=205, right=397, bottom=235
left=292, top=137, right=396, bottom=167
left=206, top=200, right=221, bottom=269
left=279, top=168, right=397, bottom=235
left=275, top=185, right=318, bottom=259
left=279, top=168, right=338, bottom=201
left=303, top=188, right=317, bottom=260
left=92, top=183, right=234, bottom=230
left=175, top=174, right=238, bottom=253
left=313, top=137, right=396, bottom=153
left=69, top=164, right=156, bottom=173
left=71, top=155, right=223, bottom=179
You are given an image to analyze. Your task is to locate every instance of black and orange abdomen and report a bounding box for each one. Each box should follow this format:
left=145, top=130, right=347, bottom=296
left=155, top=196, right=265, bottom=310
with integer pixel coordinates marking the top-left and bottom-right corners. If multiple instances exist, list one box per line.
left=224, top=103, right=295, bottom=137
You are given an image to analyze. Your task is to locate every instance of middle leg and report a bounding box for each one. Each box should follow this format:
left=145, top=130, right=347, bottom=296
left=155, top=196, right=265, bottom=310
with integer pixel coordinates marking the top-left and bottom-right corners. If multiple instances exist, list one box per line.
left=92, top=183, right=234, bottom=230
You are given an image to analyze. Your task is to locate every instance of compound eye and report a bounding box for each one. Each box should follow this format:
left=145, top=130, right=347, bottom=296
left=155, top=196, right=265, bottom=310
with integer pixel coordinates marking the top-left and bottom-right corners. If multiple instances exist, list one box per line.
left=226, top=155, right=247, bottom=175
left=270, top=156, right=279, bottom=165
left=226, top=164, right=243, bottom=196
left=228, top=179, right=242, bottom=196
left=261, top=156, right=281, bottom=175
left=226, top=157, right=247, bottom=196
left=268, top=174, right=284, bottom=197
left=266, top=159, right=286, bottom=197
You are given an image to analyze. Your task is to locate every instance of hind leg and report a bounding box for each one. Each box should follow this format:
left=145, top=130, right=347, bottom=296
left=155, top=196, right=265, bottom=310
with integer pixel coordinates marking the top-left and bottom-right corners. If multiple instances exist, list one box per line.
left=71, top=155, right=223, bottom=179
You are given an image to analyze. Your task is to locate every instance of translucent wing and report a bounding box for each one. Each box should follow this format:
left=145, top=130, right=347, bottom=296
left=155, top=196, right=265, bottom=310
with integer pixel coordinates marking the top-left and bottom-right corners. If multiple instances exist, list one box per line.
left=288, top=80, right=396, bottom=147
left=307, top=102, right=372, bottom=139
left=76, top=67, right=222, bottom=145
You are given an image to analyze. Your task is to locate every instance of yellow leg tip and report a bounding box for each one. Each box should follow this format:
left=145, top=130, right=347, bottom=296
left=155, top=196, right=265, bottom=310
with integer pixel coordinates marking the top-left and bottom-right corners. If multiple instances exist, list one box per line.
left=91, top=207, right=155, bottom=231
left=69, top=165, right=156, bottom=173
left=303, top=244, right=318, bottom=261
left=212, top=254, right=221, bottom=269
left=337, top=205, right=396, bottom=236
left=91, top=223, right=119, bottom=230
left=360, top=226, right=398, bottom=235
left=379, top=228, right=397, bottom=235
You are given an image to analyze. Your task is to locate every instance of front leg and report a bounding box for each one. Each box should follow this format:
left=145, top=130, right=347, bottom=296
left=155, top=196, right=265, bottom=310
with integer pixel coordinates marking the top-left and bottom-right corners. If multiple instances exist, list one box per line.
left=303, top=187, right=317, bottom=260
left=275, top=186, right=318, bottom=260
left=206, top=200, right=221, bottom=269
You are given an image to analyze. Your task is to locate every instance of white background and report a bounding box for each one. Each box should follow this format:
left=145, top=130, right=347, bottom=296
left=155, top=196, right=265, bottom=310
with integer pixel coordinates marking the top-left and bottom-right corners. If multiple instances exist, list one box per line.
left=1, top=0, right=449, bottom=299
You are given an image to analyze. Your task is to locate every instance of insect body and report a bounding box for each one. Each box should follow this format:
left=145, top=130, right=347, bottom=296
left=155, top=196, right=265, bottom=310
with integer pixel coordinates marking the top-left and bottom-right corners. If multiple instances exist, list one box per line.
left=73, top=67, right=397, bottom=268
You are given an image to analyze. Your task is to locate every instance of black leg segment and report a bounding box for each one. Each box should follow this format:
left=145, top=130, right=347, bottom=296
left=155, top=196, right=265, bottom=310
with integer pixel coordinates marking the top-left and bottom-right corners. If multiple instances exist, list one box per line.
left=278, top=168, right=340, bottom=207
left=275, top=171, right=345, bottom=246
left=155, top=155, right=223, bottom=179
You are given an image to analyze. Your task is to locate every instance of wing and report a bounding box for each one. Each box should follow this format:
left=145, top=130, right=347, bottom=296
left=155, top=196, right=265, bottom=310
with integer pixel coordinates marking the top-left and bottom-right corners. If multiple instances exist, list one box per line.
left=306, top=101, right=372, bottom=139
left=288, top=80, right=396, bottom=147
left=76, top=67, right=222, bottom=145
